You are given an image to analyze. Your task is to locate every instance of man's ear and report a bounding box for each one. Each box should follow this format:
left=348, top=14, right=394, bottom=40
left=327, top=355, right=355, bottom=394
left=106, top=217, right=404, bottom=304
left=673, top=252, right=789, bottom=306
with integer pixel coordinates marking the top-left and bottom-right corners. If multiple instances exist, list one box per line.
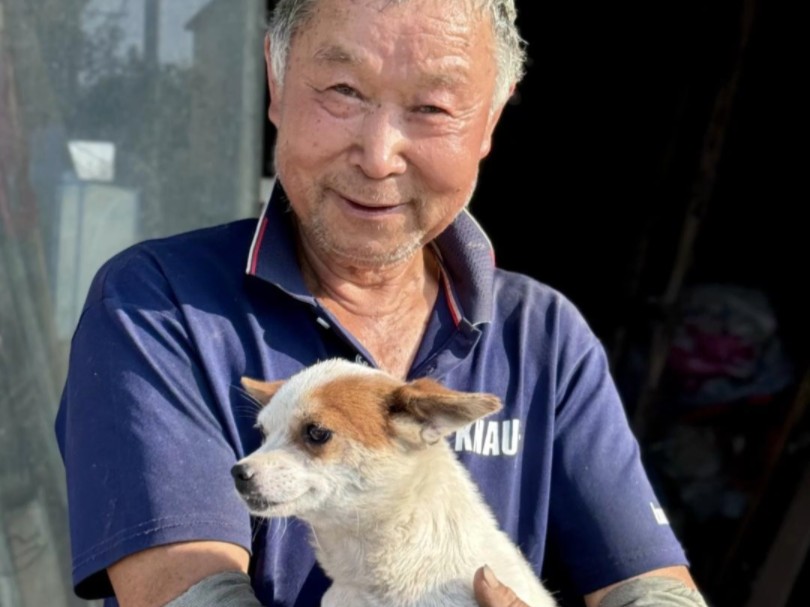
left=264, top=34, right=281, bottom=126
left=241, top=377, right=285, bottom=406
left=388, top=378, right=502, bottom=446
left=479, top=84, right=515, bottom=158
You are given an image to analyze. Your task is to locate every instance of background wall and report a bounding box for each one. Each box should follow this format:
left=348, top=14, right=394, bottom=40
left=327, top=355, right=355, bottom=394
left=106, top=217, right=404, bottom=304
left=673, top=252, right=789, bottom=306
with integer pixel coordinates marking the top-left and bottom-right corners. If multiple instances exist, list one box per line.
left=467, top=2, right=808, bottom=605
left=474, top=0, right=803, bottom=349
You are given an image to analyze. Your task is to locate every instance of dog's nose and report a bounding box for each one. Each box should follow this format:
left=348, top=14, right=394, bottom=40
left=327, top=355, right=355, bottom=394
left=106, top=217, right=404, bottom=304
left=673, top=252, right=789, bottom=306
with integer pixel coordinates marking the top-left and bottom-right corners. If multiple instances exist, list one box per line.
left=231, top=462, right=255, bottom=489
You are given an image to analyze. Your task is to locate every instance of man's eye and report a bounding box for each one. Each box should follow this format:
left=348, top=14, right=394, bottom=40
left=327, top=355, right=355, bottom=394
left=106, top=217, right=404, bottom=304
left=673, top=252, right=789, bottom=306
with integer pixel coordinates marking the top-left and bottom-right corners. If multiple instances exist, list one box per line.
left=304, top=423, right=332, bottom=445
left=415, top=105, right=446, bottom=115
left=331, top=84, right=361, bottom=98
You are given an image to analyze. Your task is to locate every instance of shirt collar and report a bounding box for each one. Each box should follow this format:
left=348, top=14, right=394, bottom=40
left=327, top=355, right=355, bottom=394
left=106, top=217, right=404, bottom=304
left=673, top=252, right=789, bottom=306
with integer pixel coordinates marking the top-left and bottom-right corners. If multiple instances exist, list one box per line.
left=246, top=180, right=495, bottom=326
left=245, top=181, right=313, bottom=302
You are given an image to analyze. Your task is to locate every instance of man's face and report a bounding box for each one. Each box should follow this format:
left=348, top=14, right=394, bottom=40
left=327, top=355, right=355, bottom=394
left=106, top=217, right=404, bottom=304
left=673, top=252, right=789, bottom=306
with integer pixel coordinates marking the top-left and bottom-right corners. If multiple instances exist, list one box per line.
left=267, top=0, right=506, bottom=269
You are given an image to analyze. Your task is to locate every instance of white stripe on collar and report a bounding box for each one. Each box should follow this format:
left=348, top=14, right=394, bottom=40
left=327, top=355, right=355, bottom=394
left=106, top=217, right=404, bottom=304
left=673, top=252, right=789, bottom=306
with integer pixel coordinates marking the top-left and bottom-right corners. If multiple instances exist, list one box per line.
left=245, top=178, right=276, bottom=275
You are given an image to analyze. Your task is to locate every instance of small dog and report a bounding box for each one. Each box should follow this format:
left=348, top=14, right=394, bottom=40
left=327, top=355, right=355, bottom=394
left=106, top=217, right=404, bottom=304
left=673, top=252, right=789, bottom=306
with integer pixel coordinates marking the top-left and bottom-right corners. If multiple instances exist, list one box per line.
left=232, top=359, right=557, bottom=607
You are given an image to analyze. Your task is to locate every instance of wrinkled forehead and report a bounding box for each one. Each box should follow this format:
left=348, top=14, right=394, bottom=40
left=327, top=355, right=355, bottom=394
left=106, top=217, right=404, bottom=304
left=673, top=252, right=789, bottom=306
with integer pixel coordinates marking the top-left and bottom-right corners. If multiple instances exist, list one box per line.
left=293, top=0, right=493, bottom=50
left=287, top=0, right=497, bottom=100
left=298, top=0, right=487, bottom=22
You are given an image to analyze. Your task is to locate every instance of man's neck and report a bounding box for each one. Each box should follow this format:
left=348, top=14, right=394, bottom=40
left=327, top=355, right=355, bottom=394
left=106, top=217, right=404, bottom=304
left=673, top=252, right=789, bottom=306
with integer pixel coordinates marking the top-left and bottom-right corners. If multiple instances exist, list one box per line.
left=298, top=241, right=440, bottom=378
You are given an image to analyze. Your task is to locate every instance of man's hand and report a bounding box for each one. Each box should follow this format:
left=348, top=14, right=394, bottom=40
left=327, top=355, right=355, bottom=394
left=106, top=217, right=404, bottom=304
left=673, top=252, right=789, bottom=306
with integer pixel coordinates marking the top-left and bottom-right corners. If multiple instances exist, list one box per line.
left=473, top=565, right=530, bottom=607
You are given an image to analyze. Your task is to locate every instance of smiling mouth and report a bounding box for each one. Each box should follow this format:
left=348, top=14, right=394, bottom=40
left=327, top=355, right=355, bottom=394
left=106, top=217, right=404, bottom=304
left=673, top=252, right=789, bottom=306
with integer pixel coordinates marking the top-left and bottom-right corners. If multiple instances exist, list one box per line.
left=336, top=192, right=405, bottom=214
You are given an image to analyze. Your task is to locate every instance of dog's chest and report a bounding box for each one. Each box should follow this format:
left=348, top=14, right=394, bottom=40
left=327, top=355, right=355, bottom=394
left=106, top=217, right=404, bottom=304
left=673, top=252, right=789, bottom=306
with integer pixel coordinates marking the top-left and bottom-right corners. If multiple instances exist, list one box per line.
left=321, top=581, right=477, bottom=607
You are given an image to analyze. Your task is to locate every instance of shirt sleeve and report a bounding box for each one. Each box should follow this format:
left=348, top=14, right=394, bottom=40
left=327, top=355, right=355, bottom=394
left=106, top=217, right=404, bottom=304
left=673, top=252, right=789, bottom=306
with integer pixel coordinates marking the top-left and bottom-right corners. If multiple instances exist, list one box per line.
left=546, top=310, right=688, bottom=595
left=54, top=250, right=252, bottom=600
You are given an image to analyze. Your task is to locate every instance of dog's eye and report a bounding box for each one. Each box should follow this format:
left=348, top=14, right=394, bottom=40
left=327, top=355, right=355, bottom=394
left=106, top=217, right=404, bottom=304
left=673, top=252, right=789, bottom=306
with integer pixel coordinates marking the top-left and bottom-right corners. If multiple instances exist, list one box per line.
left=304, top=423, right=332, bottom=445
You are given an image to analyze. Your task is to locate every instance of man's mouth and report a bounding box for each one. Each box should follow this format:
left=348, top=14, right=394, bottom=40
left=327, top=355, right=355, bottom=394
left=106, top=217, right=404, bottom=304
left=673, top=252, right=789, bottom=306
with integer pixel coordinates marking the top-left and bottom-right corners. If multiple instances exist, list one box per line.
left=335, top=191, right=405, bottom=214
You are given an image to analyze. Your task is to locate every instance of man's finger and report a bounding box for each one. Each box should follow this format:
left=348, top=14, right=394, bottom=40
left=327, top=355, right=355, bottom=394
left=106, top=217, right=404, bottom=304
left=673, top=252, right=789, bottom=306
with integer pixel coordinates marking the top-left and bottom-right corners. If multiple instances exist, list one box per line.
left=473, top=565, right=530, bottom=607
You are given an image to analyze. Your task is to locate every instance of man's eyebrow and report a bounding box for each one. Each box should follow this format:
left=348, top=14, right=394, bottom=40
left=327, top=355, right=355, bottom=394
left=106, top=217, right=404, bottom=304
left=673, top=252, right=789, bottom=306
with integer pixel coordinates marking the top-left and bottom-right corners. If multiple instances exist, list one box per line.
left=313, top=44, right=467, bottom=90
left=420, top=71, right=465, bottom=90
left=313, top=44, right=358, bottom=65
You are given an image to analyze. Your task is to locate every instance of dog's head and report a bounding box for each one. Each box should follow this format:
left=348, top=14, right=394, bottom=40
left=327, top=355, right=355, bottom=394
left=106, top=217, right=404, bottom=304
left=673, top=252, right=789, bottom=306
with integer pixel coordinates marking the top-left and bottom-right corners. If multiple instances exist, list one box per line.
left=231, top=358, right=501, bottom=520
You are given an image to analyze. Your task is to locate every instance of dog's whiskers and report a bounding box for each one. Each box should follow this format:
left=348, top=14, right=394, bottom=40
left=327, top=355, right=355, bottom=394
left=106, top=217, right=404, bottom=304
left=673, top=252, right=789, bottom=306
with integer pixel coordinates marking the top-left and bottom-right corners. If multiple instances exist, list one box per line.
left=310, top=526, right=323, bottom=553
left=231, top=384, right=267, bottom=426
left=233, top=404, right=263, bottom=419
left=250, top=516, right=267, bottom=544
left=232, top=385, right=265, bottom=409
left=265, top=517, right=290, bottom=545
left=353, top=508, right=367, bottom=563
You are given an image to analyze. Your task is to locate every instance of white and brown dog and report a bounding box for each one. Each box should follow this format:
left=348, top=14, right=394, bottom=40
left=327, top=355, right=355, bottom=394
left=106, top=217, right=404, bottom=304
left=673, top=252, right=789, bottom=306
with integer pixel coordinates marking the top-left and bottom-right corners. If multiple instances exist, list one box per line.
left=232, top=358, right=557, bottom=607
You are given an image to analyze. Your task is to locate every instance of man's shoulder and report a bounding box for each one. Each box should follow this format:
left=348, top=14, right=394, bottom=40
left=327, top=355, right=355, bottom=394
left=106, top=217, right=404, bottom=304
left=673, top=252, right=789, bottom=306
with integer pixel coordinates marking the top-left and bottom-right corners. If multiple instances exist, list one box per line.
left=86, top=218, right=259, bottom=306
left=492, top=268, right=559, bottom=300
left=492, top=268, right=592, bottom=334
left=133, top=218, right=258, bottom=260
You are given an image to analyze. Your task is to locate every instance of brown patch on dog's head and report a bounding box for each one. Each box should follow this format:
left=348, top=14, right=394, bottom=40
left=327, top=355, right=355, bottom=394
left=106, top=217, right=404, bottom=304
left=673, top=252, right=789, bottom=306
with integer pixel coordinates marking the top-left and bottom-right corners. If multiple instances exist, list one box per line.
left=300, top=374, right=401, bottom=457
left=306, top=375, right=502, bottom=456
left=286, top=368, right=502, bottom=458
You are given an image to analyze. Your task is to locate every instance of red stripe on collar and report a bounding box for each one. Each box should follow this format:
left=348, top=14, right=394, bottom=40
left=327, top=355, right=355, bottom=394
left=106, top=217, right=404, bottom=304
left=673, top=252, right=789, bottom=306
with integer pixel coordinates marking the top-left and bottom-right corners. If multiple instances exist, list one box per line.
left=432, top=245, right=462, bottom=327
left=247, top=216, right=268, bottom=276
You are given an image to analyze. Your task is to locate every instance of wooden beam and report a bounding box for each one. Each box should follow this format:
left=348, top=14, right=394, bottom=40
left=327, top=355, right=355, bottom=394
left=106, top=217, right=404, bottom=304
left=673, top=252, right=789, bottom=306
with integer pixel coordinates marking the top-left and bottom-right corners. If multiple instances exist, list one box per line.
left=746, top=465, right=810, bottom=607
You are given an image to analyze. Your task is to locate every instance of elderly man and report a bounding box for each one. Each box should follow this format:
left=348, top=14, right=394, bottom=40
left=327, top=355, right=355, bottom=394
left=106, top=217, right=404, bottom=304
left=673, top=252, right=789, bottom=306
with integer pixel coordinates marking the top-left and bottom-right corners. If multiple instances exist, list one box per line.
left=56, top=0, right=708, bottom=606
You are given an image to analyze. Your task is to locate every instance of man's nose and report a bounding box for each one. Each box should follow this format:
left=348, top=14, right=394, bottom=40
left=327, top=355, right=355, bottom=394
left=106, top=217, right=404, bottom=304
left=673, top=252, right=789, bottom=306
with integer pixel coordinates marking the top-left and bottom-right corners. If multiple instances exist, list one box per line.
left=352, top=106, right=408, bottom=179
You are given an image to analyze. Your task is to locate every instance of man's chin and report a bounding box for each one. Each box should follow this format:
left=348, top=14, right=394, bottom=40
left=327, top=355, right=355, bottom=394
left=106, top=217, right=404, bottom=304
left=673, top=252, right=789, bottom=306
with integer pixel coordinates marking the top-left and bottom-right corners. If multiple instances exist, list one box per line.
left=305, top=217, right=425, bottom=268
left=316, top=237, right=425, bottom=269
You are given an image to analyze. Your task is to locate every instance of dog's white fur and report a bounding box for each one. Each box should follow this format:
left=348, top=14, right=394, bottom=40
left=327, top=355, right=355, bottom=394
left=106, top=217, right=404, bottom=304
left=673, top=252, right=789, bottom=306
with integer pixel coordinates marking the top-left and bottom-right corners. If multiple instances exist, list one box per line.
left=233, top=359, right=557, bottom=607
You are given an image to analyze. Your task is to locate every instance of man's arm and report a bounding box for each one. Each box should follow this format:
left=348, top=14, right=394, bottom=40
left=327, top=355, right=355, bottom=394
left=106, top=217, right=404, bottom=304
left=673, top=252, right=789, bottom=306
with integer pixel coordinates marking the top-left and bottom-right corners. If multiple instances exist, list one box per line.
left=583, top=565, right=697, bottom=606
left=107, top=541, right=249, bottom=607
left=474, top=565, right=705, bottom=607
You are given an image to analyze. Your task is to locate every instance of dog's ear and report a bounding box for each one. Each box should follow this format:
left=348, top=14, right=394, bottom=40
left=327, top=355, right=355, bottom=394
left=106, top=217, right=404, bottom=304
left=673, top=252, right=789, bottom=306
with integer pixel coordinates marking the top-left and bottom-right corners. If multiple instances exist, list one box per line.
left=388, top=378, right=502, bottom=446
left=241, top=377, right=285, bottom=406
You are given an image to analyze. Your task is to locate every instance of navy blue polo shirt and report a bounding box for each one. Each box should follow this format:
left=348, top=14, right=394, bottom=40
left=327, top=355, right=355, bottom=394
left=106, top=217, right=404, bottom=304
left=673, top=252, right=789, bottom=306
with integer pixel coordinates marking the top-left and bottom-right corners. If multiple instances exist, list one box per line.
left=55, top=184, right=687, bottom=605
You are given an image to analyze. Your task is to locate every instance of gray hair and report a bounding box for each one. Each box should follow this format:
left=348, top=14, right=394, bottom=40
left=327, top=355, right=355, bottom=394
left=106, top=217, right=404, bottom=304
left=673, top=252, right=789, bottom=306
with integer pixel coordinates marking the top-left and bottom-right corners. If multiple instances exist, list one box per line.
left=266, top=0, right=527, bottom=109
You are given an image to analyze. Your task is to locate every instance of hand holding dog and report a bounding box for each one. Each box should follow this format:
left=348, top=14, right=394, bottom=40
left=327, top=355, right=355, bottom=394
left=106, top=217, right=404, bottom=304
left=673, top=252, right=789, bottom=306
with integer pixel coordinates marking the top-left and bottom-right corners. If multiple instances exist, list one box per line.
left=474, top=566, right=531, bottom=607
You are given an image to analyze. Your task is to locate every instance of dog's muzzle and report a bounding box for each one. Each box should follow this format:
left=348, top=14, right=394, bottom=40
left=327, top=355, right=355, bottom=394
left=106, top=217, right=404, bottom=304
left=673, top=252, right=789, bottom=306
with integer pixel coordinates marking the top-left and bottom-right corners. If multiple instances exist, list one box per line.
left=231, top=462, right=274, bottom=511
